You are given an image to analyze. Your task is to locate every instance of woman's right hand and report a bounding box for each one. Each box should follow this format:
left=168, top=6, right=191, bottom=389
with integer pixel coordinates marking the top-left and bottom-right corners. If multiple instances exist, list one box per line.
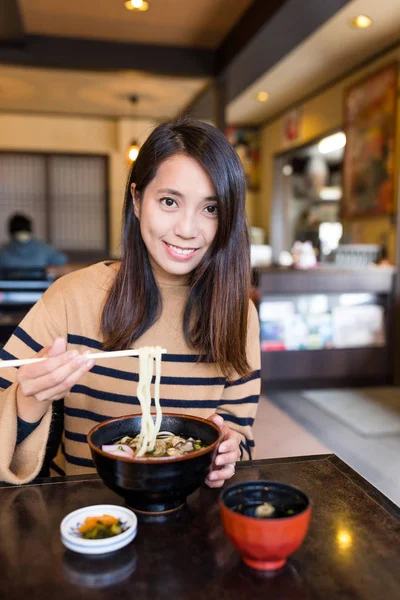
left=16, top=337, right=95, bottom=422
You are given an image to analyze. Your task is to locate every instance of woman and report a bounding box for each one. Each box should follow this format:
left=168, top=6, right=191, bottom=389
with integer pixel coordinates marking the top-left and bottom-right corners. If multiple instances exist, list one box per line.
left=0, top=118, right=261, bottom=485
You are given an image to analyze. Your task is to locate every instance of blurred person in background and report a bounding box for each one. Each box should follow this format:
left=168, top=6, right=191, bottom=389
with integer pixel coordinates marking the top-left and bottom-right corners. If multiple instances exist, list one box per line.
left=0, top=213, right=67, bottom=273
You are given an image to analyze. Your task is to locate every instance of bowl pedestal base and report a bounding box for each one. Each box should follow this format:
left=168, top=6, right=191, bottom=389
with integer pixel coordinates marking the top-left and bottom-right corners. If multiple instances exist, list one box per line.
left=243, top=557, right=286, bottom=572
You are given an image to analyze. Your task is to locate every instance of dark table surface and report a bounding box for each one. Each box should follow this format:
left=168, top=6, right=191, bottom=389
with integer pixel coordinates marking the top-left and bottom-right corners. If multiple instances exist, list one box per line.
left=0, top=454, right=399, bottom=600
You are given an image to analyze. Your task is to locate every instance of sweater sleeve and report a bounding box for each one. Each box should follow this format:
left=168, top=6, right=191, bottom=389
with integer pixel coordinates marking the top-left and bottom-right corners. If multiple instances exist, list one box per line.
left=16, top=416, right=42, bottom=444
left=0, top=281, right=67, bottom=484
left=216, top=301, right=261, bottom=460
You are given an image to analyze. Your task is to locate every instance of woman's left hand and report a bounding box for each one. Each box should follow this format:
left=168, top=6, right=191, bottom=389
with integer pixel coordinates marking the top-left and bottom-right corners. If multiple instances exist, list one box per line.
left=206, top=414, right=241, bottom=489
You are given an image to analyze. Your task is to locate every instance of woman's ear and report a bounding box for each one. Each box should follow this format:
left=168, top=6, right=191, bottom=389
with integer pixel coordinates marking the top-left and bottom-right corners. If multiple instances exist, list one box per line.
left=131, top=183, right=140, bottom=219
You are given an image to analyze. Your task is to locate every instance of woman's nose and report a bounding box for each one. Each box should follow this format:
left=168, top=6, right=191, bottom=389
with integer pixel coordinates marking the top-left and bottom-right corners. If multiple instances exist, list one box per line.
left=175, top=212, right=198, bottom=239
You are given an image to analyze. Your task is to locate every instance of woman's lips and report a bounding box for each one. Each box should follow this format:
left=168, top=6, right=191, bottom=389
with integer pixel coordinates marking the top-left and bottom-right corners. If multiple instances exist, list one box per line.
left=163, top=241, right=199, bottom=260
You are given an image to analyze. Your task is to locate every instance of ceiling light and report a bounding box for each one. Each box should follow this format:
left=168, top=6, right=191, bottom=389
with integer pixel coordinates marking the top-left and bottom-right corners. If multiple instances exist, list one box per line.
left=318, top=132, right=346, bottom=154
left=256, top=91, right=269, bottom=102
left=282, top=164, right=293, bottom=176
left=320, top=186, right=342, bottom=201
left=127, top=141, right=140, bottom=163
left=350, top=15, right=372, bottom=29
left=125, top=0, right=149, bottom=12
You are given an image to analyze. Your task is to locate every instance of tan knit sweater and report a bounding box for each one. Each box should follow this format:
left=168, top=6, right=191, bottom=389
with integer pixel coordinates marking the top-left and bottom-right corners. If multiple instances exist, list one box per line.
left=0, top=262, right=261, bottom=484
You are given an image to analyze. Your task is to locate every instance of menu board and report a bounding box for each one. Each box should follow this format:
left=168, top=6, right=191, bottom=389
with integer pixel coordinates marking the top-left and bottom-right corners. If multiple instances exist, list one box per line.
left=259, top=293, right=385, bottom=351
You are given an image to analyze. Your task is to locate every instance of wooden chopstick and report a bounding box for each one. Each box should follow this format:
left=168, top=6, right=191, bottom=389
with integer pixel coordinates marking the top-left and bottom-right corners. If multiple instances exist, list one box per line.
left=0, top=348, right=167, bottom=369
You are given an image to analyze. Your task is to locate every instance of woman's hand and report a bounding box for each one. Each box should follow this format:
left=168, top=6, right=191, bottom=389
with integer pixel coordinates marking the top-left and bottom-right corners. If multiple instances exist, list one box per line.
left=16, top=337, right=94, bottom=423
left=205, top=414, right=241, bottom=489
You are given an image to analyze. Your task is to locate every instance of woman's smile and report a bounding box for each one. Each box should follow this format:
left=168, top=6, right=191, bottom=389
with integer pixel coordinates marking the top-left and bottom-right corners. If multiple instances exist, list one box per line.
left=163, top=241, right=199, bottom=260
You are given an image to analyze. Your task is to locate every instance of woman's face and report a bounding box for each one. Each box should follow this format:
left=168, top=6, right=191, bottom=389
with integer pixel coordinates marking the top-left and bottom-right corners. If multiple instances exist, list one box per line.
left=132, top=155, right=218, bottom=281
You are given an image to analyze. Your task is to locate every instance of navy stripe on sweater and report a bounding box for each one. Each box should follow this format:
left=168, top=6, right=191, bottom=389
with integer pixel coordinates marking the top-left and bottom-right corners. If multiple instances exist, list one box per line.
left=65, top=429, right=88, bottom=444
left=91, top=364, right=226, bottom=387
left=0, top=376, right=13, bottom=389
left=221, top=414, right=255, bottom=427
left=67, top=334, right=214, bottom=363
left=65, top=453, right=94, bottom=469
left=70, top=384, right=222, bottom=409
left=50, top=460, right=66, bottom=476
left=67, top=334, right=102, bottom=349
left=14, top=326, right=43, bottom=352
left=219, top=395, right=259, bottom=406
left=225, top=370, right=261, bottom=388
left=0, top=349, right=17, bottom=361
left=65, top=406, right=113, bottom=423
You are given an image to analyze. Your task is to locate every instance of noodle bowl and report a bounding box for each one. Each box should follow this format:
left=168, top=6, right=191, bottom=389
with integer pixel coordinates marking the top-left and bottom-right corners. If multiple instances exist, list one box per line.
left=88, top=414, right=223, bottom=512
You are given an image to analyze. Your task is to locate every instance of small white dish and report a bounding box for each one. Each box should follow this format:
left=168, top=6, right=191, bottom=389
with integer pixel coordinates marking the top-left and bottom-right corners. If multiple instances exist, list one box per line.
left=60, top=504, right=137, bottom=555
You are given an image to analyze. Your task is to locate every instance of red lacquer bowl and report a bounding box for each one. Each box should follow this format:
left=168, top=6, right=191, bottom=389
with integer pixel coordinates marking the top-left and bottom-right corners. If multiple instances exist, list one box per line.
left=219, top=480, right=311, bottom=572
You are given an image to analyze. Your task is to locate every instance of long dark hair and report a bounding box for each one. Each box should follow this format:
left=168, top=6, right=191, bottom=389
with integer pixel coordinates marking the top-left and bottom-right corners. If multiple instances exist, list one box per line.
left=101, top=118, right=251, bottom=378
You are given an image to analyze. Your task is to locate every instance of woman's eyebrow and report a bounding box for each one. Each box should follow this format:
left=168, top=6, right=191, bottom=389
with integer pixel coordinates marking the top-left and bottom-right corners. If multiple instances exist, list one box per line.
left=157, top=188, right=217, bottom=201
left=158, top=188, right=184, bottom=198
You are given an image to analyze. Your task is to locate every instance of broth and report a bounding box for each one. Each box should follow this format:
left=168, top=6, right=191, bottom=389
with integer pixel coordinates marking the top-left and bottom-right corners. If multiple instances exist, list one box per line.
left=232, top=500, right=305, bottom=519
left=102, top=431, right=207, bottom=459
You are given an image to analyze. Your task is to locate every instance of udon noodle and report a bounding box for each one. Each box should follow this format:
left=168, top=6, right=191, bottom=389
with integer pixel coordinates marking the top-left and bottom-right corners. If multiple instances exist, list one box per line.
left=134, top=345, right=163, bottom=457
left=101, top=346, right=207, bottom=459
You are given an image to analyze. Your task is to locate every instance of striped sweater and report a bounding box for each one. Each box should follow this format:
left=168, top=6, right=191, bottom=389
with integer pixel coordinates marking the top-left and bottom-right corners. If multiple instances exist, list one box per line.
left=0, top=262, right=261, bottom=484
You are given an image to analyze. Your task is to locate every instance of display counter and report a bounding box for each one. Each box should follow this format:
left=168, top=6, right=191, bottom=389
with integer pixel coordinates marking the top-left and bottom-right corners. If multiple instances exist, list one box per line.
left=254, top=266, right=395, bottom=389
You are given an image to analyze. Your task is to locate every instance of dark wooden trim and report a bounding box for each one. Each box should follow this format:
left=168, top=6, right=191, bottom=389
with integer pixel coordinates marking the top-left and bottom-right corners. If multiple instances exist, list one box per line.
left=393, top=175, right=400, bottom=385
left=239, top=454, right=334, bottom=469
left=44, top=155, right=51, bottom=243
left=0, top=34, right=215, bottom=77
left=215, top=76, right=227, bottom=131
left=0, top=108, right=162, bottom=122
left=261, top=38, right=400, bottom=129
left=103, top=155, right=111, bottom=257
left=0, top=149, right=110, bottom=159
left=216, top=0, right=289, bottom=73
left=0, top=0, right=25, bottom=42
left=181, top=83, right=216, bottom=122
left=329, top=455, right=400, bottom=519
left=0, top=473, right=100, bottom=489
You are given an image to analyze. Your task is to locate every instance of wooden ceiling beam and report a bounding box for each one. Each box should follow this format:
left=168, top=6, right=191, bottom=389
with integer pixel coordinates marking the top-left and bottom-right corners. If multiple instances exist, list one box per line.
left=0, top=34, right=215, bottom=77
left=219, top=0, right=353, bottom=103
left=216, top=0, right=289, bottom=73
left=0, top=0, right=25, bottom=42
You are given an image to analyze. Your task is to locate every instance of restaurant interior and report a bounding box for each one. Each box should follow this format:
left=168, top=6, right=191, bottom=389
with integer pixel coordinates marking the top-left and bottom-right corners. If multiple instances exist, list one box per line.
left=0, top=1, right=399, bottom=598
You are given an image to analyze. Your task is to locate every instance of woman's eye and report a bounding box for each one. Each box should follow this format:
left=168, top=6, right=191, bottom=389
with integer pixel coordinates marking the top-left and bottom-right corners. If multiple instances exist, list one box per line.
left=205, top=205, right=218, bottom=215
left=161, top=197, right=177, bottom=208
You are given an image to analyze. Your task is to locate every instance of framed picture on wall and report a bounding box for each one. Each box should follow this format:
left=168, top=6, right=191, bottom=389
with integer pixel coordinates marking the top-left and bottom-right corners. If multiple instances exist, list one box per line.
left=343, top=63, right=398, bottom=218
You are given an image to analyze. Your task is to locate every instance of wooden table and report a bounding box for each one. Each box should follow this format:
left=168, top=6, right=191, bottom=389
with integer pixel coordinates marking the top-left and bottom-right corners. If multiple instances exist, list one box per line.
left=0, top=454, right=399, bottom=599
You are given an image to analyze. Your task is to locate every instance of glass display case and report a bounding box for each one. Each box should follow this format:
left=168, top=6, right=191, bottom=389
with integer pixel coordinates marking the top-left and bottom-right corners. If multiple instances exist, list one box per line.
left=255, top=266, right=394, bottom=389
left=260, top=292, right=386, bottom=352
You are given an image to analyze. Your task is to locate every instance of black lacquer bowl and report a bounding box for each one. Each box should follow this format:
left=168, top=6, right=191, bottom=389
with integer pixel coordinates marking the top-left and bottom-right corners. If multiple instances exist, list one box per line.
left=88, top=414, right=223, bottom=514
